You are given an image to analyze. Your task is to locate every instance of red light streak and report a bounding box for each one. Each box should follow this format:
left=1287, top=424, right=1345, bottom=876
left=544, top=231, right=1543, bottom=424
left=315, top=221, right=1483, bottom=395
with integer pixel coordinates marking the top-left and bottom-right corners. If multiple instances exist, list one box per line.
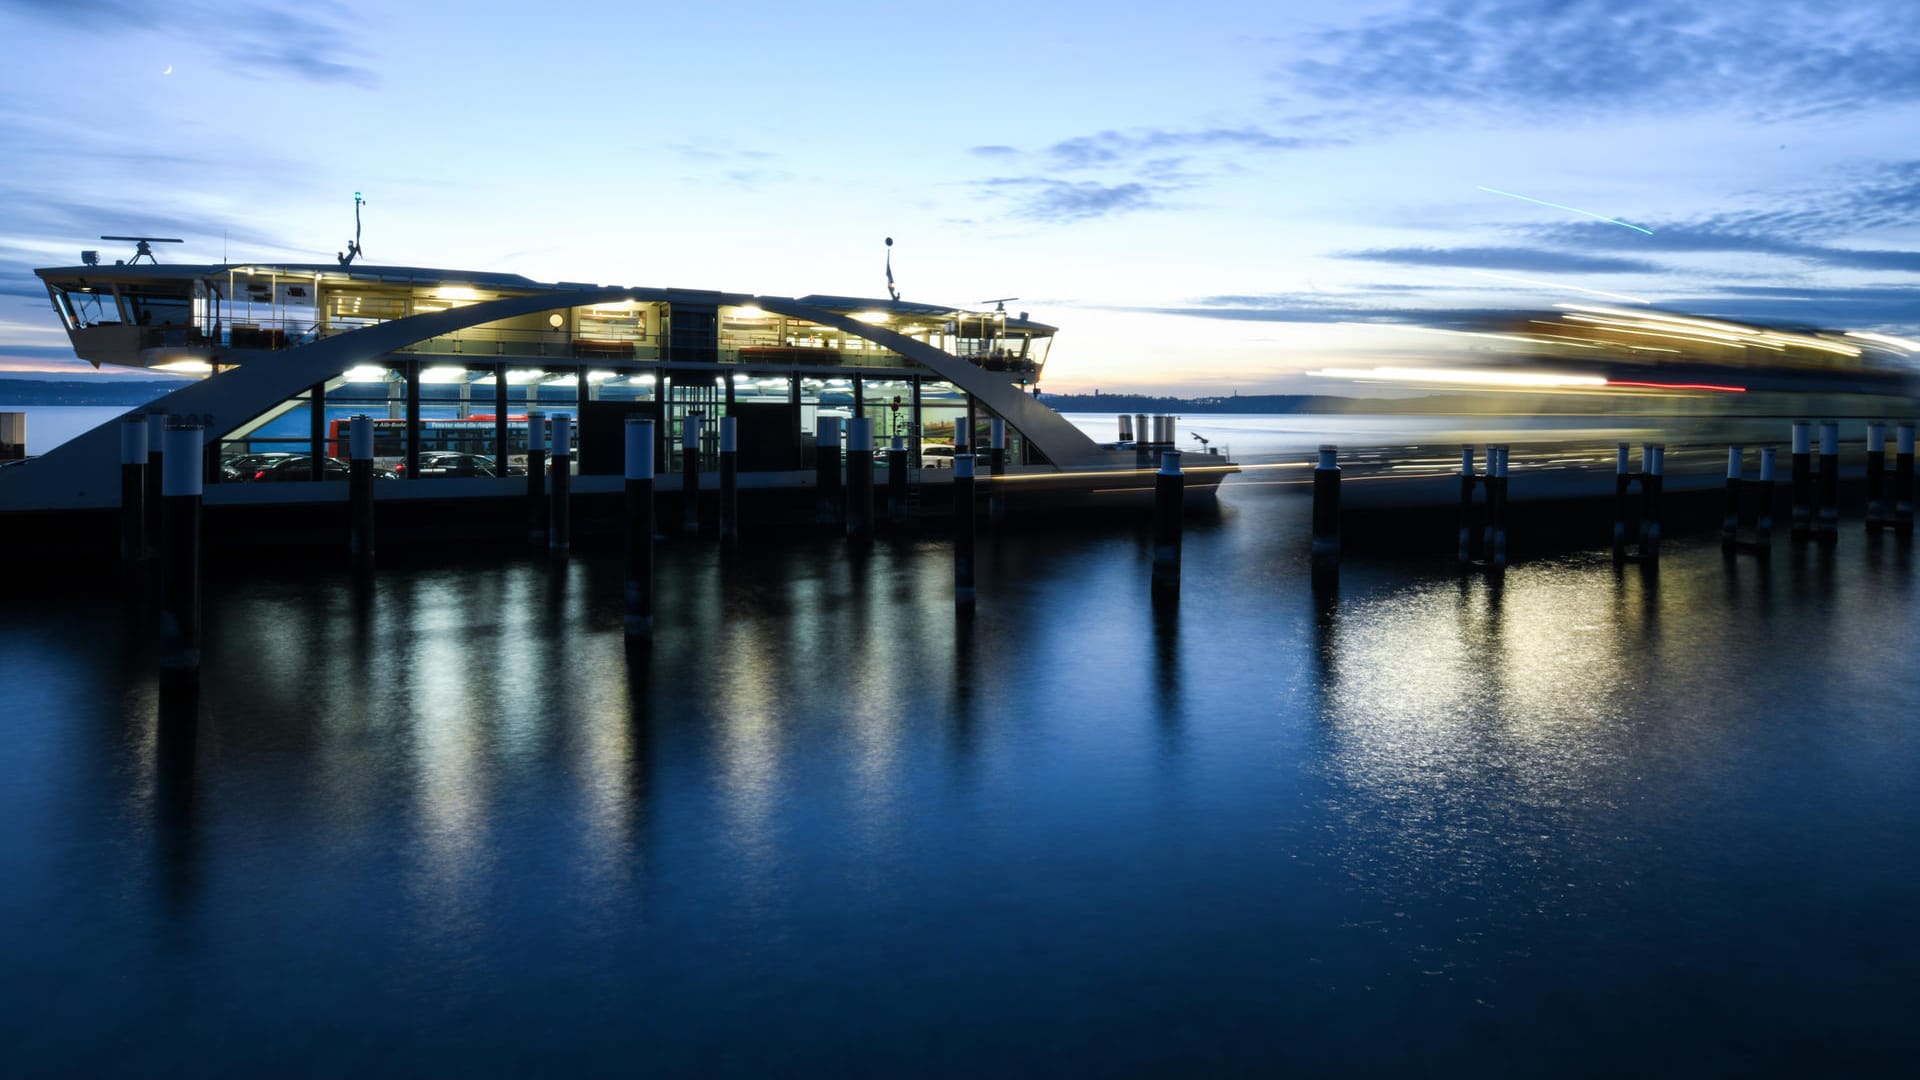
left=1606, top=379, right=1746, bottom=393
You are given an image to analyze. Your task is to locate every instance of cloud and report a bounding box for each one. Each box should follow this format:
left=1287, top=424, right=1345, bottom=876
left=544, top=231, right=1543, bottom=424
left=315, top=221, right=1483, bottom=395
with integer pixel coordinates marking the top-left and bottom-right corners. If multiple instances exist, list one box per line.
left=1282, top=0, right=1920, bottom=123
left=1045, top=127, right=1336, bottom=170
left=1530, top=221, right=1920, bottom=273
left=0, top=0, right=154, bottom=22
left=0, top=344, right=90, bottom=359
left=973, top=178, right=1158, bottom=223
left=1114, top=292, right=1512, bottom=328
left=1335, top=245, right=1663, bottom=274
left=1658, top=285, right=1920, bottom=331
left=0, top=0, right=376, bottom=87
left=963, top=123, right=1330, bottom=225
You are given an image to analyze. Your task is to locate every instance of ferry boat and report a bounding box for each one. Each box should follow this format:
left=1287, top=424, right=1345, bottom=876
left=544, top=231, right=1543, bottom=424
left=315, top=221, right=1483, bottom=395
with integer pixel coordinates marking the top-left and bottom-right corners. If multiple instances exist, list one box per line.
left=2, top=251, right=1234, bottom=543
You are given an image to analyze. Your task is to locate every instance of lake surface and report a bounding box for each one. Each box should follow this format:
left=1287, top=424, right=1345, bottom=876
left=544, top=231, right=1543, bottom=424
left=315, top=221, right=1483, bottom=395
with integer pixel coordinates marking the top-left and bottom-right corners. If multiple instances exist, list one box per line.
left=4, top=436, right=1919, bottom=1075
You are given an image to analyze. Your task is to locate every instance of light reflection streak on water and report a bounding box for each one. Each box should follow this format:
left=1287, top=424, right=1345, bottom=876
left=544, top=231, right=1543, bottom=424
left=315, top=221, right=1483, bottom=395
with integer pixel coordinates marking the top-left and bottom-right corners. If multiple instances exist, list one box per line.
left=1314, top=561, right=1663, bottom=917
left=404, top=573, right=494, bottom=941
left=494, top=568, right=542, bottom=755
left=845, top=551, right=905, bottom=851
left=570, top=642, right=637, bottom=922
left=715, top=569, right=791, bottom=901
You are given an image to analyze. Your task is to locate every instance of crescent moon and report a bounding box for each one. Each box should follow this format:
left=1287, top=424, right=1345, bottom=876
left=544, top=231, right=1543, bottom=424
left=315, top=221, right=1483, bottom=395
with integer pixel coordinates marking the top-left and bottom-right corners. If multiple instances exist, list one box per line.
left=162, top=65, right=173, bottom=75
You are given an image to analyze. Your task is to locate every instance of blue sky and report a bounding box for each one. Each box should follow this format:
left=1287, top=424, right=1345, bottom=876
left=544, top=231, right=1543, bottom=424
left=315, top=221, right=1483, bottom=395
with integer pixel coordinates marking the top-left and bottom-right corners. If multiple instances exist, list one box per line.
left=1, top=0, right=1916, bottom=392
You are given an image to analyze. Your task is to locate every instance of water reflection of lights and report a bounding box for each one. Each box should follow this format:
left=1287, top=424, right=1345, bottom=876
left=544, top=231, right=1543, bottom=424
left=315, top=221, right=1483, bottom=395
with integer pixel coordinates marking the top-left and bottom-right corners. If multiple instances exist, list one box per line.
left=1311, top=562, right=1671, bottom=916
left=716, top=596, right=790, bottom=884
left=405, top=577, right=494, bottom=929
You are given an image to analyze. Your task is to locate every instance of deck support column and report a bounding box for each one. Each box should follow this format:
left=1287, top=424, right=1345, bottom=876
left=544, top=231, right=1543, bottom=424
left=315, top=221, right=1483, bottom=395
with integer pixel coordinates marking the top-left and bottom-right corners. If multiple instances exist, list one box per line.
left=1757, top=448, right=1776, bottom=549
left=1641, top=444, right=1664, bottom=562
left=1155, top=449, right=1186, bottom=601
left=682, top=411, right=703, bottom=538
left=988, top=418, right=1007, bottom=527
left=526, top=411, right=548, bottom=546
left=1866, top=422, right=1887, bottom=530
left=1459, top=446, right=1479, bottom=566
left=1311, top=445, right=1339, bottom=574
left=1722, top=445, right=1743, bottom=551
left=1817, top=421, right=1839, bottom=543
left=887, top=435, right=908, bottom=527
left=120, top=417, right=146, bottom=570
left=719, top=416, right=739, bottom=546
left=1790, top=421, right=1812, bottom=541
left=1896, top=424, right=1915, bottom=539
left=815, top=416, right=842, bottom=528
left=625, top=418, right=655, bottom=638
left=348, top=415, right=375, bottom=570
left=161, top=424, right=203, bottom=674
left=145, top=412, right=167, bottom=561
left=846, top=417, right=874, bottom=544
left=549, top=413, right=572, bottom=555
left=954, top=453, right=976, bottom=609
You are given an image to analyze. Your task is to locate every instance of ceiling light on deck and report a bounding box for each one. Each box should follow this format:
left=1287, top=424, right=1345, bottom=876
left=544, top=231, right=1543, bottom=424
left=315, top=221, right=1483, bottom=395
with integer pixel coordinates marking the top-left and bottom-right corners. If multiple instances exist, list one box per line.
left=433, top=286, right=482, bottom=301
left=731, top=305, right=768, bottom=320
left=585, top=370, right=619, bottom=383
left=626, top=374, right=657, bottom=387
left=541, top=373, right=576, bottom=385
left=420, top=365, right=472, bottom=383
left=151, top=359, right=212, bottom=375
left=504, top=368, right=546, bottom=385
left=343, top=364, right=391, bottom=382
left=852, top=311, right=890, bottom=324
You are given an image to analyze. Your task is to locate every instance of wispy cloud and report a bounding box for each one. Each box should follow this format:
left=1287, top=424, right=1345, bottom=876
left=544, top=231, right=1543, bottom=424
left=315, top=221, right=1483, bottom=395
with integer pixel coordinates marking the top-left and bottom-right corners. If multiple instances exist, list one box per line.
left=1, top=0, right=377, bottom=87
left=1044, top=127, right=1336, bottom=170
left=973, top=178, right=1158, bottom=223
left=966, top=123, right=1329, bottom=224
left=1335, top=245, right=1663, bottom=274
left=1112, top=292, right=1510, bottom=328
left=1528, top=221, right=1920, bottom=273
left=1659, top=285, right=1920, bottom=330
left=1281, top=0, right=1920, bottom=123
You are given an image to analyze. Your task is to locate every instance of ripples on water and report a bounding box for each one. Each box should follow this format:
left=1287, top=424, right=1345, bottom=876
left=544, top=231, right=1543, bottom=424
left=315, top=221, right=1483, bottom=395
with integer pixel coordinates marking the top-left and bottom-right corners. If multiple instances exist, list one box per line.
left=3, top=481, right=1917, bottom=1074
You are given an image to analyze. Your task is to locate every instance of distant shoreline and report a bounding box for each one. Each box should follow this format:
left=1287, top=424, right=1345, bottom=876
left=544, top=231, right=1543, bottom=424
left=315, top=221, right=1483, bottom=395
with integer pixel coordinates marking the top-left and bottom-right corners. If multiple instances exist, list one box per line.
left=0, top=378, right=183, bottom=408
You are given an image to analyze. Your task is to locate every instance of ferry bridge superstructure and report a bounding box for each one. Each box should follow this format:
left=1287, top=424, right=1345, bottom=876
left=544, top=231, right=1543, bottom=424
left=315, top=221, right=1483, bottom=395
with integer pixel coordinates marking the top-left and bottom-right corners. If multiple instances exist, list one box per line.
left=8, top=262, right=1225, bottom=514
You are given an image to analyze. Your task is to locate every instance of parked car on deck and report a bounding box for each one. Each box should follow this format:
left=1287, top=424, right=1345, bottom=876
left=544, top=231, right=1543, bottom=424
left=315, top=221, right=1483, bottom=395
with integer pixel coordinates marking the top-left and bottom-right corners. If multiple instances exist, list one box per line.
left=393, top=451, right=512, bottom=478
left=248, top=455, right=397, bottom=482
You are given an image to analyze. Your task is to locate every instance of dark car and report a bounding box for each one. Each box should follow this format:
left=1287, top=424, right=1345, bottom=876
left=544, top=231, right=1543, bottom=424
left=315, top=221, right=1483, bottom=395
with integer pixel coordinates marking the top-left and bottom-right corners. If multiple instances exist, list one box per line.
left=221, top=452, right=298, bottom=481
left=396, top=451, right=513, bottom=478
left=248, top=455, right=398, bottom=482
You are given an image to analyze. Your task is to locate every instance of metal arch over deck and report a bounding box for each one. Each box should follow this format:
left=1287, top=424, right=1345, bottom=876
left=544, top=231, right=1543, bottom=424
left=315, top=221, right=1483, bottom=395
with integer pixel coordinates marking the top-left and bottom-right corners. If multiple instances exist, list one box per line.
left=747, top=296, right=1103, bottom=466
left=1, top=282, right=1107, bottom=510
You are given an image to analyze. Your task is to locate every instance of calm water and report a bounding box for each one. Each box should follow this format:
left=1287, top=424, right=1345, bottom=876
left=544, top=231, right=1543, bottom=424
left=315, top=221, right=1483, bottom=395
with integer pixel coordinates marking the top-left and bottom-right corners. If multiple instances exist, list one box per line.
left=0, top=404, right=131, bottom=455
left=4, top=458, right=1919, bottom=1074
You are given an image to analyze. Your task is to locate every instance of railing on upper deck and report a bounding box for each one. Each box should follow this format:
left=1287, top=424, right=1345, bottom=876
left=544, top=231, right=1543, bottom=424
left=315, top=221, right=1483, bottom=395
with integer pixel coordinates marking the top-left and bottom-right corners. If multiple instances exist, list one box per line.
left=166, top=315, right=1046, bottom=384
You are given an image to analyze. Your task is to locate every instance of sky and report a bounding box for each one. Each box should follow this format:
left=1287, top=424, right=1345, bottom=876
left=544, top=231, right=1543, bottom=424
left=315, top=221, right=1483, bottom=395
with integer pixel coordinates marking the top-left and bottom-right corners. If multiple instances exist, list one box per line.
left=1, top=0, right=1916, bottom=393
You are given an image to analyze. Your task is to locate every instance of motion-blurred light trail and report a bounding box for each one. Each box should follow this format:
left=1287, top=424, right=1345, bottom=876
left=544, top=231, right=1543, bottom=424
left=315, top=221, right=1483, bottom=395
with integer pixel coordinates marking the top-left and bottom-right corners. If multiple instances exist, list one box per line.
left=1466, top=269, right=1651, bottom=305
left=1477, top=186, right=1655, bottom=235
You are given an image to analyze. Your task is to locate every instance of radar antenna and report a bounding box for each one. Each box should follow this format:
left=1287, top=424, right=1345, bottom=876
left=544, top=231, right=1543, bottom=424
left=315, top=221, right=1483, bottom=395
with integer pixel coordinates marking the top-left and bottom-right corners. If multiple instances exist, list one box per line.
left=1189, top=431, right=1211, bottom=449
left=884, top=236, right=899, bottom=301
left=980, top=296, right=1019, bottom=314
left=100, top=235, right=183, bottom=265
left=338, top=191, right=366, bottom=266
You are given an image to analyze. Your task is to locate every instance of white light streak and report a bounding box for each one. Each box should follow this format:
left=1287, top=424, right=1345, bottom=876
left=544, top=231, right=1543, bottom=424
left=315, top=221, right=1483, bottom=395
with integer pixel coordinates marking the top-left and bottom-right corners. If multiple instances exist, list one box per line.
left=1466, top=270, right=1651, bottom=305
left=1306, top=366, right=1608, bottom=389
